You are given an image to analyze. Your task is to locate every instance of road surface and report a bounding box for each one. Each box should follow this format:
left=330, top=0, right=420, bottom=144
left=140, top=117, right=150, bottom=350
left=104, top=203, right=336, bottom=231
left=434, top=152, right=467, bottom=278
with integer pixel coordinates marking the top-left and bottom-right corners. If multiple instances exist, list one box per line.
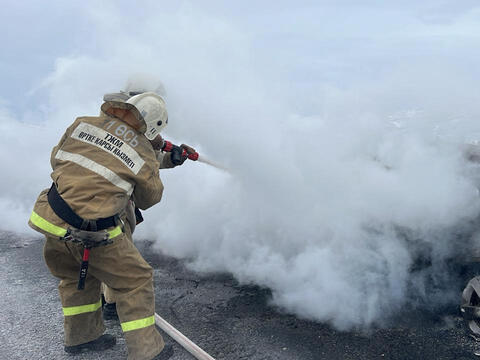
left=0, top=230, right=479, bottom=360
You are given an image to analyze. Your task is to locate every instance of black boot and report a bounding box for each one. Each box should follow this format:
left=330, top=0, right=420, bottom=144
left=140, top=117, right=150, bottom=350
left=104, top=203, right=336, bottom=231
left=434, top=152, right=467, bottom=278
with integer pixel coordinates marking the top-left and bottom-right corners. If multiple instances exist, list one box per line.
left=152, top=344, right=174, bottom=360
left=64, top=334, right=116, bottom=354
left=103, top=302, right=118, bottom=320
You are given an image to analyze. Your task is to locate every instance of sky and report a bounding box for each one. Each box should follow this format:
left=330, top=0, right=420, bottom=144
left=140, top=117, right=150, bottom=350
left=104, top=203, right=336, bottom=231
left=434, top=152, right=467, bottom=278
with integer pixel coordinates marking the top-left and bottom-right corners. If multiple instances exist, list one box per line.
left=2, top=0, right=480, bottom=329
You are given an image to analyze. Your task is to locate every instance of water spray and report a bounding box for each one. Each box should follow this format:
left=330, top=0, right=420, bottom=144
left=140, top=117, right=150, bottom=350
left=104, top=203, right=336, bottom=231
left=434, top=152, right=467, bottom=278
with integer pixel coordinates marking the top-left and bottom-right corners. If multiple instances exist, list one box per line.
left=197, top=156, right=230, bottom=172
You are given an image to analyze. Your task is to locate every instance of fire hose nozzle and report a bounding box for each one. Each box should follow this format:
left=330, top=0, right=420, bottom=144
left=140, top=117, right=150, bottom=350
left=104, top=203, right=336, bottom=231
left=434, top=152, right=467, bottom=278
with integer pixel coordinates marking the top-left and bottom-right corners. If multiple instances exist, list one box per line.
left=162, top=140, right=199, bottom=161
left=187, top=152, right=199, bottom=161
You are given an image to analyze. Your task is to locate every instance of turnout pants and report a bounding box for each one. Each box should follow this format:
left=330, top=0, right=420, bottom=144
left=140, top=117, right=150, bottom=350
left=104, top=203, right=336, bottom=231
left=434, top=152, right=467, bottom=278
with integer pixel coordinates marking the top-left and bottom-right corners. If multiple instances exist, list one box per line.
left=43, top=231, right=164, bottom=360
left=103, top=202, right=135, bottom=304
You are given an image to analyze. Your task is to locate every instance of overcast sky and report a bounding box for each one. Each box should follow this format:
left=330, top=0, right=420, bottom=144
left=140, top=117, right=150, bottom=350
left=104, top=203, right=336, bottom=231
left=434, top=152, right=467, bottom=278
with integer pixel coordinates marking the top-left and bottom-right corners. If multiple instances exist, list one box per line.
left=2, top=1, right=479, bottom=116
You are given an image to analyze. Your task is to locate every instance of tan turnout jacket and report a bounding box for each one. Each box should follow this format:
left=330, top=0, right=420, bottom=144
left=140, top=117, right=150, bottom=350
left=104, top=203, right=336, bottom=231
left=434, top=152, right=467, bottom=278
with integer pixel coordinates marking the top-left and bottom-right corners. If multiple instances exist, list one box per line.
left=29, top=103, right=173, bottom=237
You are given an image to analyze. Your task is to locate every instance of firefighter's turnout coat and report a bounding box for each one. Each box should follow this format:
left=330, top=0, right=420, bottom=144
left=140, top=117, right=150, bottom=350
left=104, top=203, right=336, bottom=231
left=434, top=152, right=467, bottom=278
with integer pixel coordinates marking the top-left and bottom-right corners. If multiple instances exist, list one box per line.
left=28, top=102, right=173, bottom=360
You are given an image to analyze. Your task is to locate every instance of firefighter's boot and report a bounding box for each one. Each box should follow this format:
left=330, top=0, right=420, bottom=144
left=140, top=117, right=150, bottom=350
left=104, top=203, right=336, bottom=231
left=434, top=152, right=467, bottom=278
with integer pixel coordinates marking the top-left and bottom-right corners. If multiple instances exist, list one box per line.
left=64, top=334, right=116, bottom=354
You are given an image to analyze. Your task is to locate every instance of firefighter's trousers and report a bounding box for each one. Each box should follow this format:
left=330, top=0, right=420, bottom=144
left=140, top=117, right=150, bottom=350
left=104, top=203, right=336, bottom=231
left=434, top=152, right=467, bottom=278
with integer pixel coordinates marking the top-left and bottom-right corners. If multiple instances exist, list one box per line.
left=102, top=219, right=133, bottom=304
left=43, top=231, right=164, bottom=360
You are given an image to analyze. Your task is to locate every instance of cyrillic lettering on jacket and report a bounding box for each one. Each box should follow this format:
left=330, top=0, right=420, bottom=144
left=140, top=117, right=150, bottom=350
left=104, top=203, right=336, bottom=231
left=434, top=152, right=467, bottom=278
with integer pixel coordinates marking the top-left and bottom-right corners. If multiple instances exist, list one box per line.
left=71, top=122, right=145, bottom=175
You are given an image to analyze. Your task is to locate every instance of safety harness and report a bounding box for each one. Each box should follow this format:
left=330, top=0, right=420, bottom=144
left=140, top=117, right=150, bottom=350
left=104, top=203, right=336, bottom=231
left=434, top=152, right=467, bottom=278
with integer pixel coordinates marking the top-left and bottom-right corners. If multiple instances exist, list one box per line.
left=47, top=183, right=119, bottom=231
left=47, top=183, right=121, bottom=290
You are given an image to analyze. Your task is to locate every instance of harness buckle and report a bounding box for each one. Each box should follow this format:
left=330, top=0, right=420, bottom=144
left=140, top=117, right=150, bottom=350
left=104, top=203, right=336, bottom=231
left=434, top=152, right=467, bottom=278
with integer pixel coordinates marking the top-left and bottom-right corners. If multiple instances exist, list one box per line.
left=63, top=228, right=112, bottom=248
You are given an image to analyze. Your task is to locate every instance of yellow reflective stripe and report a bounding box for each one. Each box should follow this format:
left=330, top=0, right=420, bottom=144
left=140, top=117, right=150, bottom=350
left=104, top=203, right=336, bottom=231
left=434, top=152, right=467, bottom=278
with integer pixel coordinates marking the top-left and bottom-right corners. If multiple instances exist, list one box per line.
left=29, top=211, right=122, bottom=239
left=108, top=225, right=122, bottom=239
left=121, top=315, right=155, bottom=332
left=63, top=299, right=102, bottom=316
left=30, top=211, right=67, bottom=237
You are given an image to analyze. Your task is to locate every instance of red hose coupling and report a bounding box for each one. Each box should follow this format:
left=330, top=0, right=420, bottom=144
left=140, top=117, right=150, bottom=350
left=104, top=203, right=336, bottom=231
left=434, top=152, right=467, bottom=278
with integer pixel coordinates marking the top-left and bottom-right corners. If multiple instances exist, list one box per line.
left=162, top=140, right=173, bottom=152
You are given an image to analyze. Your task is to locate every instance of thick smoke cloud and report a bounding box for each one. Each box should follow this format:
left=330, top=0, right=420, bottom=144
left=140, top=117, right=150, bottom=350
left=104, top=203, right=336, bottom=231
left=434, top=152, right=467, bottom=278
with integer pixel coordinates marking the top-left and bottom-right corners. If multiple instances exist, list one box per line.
left=2, top=1, right=480, bottom=329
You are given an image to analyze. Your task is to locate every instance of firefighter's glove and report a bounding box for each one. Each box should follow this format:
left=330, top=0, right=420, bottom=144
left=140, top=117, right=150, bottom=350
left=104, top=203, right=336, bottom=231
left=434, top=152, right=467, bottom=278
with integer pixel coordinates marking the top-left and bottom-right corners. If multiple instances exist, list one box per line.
left=171, top=145, right=188, bottom=166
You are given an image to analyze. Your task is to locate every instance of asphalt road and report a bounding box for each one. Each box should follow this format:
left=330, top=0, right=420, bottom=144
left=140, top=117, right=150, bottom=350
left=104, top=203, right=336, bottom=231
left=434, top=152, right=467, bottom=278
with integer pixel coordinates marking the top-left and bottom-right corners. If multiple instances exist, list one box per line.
left=1, top=230, right=480, bottom=360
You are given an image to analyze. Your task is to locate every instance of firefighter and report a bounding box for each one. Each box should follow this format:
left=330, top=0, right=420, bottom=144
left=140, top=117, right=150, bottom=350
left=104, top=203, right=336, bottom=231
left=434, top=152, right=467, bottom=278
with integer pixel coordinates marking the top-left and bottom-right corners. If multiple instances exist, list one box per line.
left=28, top=91, right=194, bottom=359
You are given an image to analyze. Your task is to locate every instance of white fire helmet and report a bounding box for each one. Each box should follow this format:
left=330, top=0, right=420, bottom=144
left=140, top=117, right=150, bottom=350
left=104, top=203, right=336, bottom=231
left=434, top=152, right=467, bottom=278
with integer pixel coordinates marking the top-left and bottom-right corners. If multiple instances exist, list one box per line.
left=126, top=92, right=168, bottom=140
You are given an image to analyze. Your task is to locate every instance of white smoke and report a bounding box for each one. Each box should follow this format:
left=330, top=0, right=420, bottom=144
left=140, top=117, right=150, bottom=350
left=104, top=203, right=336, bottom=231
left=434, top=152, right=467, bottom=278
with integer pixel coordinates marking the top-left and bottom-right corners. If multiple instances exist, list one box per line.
left=2, top=1, right=480, bottom=329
